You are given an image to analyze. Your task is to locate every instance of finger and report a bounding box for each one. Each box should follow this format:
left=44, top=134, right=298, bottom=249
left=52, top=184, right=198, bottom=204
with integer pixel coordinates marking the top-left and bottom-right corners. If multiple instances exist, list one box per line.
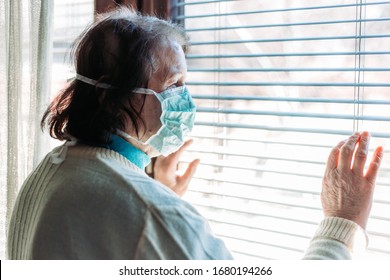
left=171, top=138, right=194, bottom=160
left=325, top=140, right=345, bottom=173
left=352, top=131, right=370, bottom=174
left=339, top=132, right=360, bottom=170
left=178, top=159, right=200, bottom=187
left=365, top=145, right=384, bottom=184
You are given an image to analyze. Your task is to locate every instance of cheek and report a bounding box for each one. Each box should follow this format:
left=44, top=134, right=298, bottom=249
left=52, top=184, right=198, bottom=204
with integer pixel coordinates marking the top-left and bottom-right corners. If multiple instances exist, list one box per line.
left=142, top=96, right=162, bottom=132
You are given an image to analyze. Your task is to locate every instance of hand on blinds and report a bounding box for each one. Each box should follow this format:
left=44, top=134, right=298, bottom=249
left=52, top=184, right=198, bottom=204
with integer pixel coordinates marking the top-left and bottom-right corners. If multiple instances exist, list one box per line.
left=321, top=131, right=384, bottom=229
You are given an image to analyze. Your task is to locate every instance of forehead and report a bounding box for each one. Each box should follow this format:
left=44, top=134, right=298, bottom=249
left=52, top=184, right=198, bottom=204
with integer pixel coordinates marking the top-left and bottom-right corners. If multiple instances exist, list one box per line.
left=155, top=41, right=187, bottom=81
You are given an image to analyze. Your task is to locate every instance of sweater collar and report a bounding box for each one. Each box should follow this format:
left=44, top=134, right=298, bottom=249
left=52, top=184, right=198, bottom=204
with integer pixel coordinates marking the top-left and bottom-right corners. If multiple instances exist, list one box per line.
left=108, top=134, right=151, bottom=170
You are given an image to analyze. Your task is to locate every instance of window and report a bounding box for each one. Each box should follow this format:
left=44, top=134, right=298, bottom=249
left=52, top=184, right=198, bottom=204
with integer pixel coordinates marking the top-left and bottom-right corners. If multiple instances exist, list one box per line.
left=48, top=0, right=95, bottom=150
left=52, top=0, right=94, bottom=99
left=0, top=0, right=94, bottom=260
left=174, top=0, right=390, bottom=259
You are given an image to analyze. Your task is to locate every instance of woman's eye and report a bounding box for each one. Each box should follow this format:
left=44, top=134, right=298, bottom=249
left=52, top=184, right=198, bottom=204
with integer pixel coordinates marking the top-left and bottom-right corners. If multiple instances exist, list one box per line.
left=166, top=83, right=178, bottom=90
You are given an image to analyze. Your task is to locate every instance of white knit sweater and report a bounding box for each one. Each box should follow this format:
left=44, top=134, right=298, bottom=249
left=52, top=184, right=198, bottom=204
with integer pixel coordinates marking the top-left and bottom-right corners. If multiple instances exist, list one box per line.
left=7, top=144, right=367, bottom=259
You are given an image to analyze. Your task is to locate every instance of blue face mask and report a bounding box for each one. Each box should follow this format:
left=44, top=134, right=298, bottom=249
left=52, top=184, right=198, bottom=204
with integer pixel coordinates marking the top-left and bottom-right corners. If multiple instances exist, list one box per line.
left=119, top=85, right=197, bottom=156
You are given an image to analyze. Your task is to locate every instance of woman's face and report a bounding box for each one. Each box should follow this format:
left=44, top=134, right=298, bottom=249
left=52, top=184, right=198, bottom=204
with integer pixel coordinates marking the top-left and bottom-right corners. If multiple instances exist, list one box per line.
left=138, top=40, right=187, bottom=141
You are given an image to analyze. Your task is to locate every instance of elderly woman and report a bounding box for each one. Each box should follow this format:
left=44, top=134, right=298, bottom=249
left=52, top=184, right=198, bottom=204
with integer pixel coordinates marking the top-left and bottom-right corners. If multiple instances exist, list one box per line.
left=8, top=8, right=383, bottom=260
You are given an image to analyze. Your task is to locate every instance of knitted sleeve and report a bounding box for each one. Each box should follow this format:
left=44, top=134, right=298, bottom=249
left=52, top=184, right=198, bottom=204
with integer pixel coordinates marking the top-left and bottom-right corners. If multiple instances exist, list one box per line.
left=302, top=217, right=368, bottom=260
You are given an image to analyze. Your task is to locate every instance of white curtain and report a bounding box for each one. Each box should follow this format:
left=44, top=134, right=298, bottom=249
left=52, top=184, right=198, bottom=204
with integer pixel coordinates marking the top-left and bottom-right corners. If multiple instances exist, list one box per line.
left=0, top=0, right=53, bottom=260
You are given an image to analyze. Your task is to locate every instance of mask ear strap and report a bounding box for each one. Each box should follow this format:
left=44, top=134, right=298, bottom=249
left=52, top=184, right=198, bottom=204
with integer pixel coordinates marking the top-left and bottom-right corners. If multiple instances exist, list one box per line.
left=75, top=74, right=116, bottom=89
left=133, top=88, right=156, bottom=95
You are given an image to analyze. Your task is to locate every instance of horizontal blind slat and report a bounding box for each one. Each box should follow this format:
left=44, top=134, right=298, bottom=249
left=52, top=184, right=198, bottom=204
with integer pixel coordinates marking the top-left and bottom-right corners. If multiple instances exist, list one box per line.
left=191, top=95, right=390, bottom=104
left=188, top=159, right=323, bottom=178
left=176, top=2, right=390, bottom=19
left=186, top=51, right=390, bottom=59
left=196, top=107, right=390, bottom=121
left=188, top=67, right=390, bottom=72
left=190, top=134, right=335, bottom=148
left=186, top=17, right=390, bottom=32
left=174, top=0, right=233, bottom=7
left=194, top=122, right=390, bottom=138
left=189, top=189, right=321, bottom=210
left=190, top=175, right=390, bottom=199
left=191, top=175, right=321, bottom=195
left=187, top=148, right=325, bottom=164
left=189, top=200, right=319, bottom=225
left=188, top=81, right=390, bottom=87
left=190, top=34, right=390, bottom=45
left=190, top=192, right=390, bottom=222
left=214, top=233, right=305, bottom=253
left=207, top=219, right=312, bottom=239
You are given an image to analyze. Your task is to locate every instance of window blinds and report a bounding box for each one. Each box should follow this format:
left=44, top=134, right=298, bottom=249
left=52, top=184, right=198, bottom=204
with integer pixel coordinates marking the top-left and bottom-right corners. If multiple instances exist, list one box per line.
left=173, top=0, right=390, bottom=259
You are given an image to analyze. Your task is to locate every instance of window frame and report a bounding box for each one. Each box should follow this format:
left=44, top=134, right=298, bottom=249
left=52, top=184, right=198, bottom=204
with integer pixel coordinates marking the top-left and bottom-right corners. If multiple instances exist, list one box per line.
left=94, top=0, right=172, bottom=18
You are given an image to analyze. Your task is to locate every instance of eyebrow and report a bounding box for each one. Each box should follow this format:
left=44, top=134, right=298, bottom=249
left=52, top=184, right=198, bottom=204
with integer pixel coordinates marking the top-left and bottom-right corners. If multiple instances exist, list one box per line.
left=162, top=70, right=183, bottom=84
left=168, top=71, right=182, bottom=81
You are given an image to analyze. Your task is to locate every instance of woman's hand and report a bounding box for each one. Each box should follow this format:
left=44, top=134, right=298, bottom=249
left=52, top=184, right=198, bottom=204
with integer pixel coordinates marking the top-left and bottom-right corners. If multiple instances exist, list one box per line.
left=322, top=131, right=384, bottom=229
left=154, top=139, right=200, bottom=197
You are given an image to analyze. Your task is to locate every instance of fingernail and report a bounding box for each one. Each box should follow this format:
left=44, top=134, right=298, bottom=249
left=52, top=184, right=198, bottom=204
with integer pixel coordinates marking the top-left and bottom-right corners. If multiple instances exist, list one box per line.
left=361, top=131, right=370, bottom=137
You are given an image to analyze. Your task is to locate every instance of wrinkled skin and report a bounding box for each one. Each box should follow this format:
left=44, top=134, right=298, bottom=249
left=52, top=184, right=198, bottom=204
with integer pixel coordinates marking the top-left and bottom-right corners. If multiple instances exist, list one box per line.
left=322, top=131, right=383, bottom=229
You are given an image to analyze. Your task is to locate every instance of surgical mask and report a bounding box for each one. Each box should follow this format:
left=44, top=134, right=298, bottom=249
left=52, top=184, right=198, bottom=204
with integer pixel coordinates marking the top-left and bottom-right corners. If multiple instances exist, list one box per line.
left=120, top=86, right=196, bottom=156
left=75, top=74, right=196, bottom=156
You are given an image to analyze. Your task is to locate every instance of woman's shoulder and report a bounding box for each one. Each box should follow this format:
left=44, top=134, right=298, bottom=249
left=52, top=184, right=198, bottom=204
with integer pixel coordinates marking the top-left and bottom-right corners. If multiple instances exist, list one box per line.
left=50, top=144, right=185, bottom=210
